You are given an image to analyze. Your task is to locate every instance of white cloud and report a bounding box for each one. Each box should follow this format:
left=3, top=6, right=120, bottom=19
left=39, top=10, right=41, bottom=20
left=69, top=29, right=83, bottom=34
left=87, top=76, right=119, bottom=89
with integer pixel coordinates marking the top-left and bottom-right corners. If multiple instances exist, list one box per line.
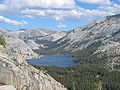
left=58, top=23, right=67, bottom=28
left=0, top=0, right=75, bottom=17
left=0, top=0, right=119, bottom=28
left=21, top=9, right=46, bottom=16
left=21, top=15, right=34, bottom=18
left=114, top=4, right=120, bottom=8
left=20, top=5, right=117, bottom=22
left=77, top=0, right=111, bottom=5
left=0, top=4, right=7, bottom=11
left=0, top=16, right=28, bottom=26
left=98, top=4, right=120, bottom=14
left=2, top=0, right=75, bottom=10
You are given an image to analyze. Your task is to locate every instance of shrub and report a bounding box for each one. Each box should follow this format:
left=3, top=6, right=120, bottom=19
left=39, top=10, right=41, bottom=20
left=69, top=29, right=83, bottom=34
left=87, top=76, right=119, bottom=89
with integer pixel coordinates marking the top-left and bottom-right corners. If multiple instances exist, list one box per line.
left=0, top=36, right=5, bottom=46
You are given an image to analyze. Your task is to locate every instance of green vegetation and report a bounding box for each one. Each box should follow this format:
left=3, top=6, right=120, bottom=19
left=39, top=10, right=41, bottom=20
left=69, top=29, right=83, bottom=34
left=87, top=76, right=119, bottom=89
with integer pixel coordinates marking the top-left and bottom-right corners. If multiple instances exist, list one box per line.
left=33, top=64, right=120, bottom=90
left=0, top=36, right=5, bottom=46
left=33, top=39, right=120, bottom=90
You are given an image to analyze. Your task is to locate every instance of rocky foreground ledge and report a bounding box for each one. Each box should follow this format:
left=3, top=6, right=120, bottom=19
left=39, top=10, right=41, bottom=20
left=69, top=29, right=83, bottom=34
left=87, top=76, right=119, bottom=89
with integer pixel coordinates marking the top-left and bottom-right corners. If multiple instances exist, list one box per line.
left=0, top=85, right=16, bottom=90
left=0, top=45, right=67, bottom=90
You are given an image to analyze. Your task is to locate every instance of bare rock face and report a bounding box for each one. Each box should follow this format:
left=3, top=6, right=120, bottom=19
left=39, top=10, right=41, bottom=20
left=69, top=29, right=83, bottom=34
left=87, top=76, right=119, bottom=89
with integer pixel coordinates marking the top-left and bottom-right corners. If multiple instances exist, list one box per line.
left=55, top=14, right=120, bottom=71
left=0, top=25, right=67, bottom=90
left=0, top=85, right=16, bottom=90
left=0, top=46, right=67, bottom=90
left=9, top=28, right=66, bottom=41
left=25, top=39, right=41, bottom=49
left=57, top=14, right=120, bottom=51
left=5, top=36, right=38, bottom=59
left=0, top=29, right=38, bottom=59
left=9, top=28, right=67, bottom=49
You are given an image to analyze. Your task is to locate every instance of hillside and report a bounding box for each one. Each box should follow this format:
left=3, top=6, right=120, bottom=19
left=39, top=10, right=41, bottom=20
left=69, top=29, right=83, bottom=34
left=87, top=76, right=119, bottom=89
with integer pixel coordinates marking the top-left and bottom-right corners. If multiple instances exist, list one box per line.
left=9, top=28, right=66, bottom=49
left=0, top=29, right=67, bottom=90
left=27, top=14, right=120, bottom=90
left=47, top=14, right=120, bottom=71
left=1, top=14, right=120, bottom=90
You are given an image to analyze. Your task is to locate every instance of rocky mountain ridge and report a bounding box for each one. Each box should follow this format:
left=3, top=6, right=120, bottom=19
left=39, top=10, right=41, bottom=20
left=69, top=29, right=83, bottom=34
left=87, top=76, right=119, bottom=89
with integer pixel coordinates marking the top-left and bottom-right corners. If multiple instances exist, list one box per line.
left=0, top=29, right=67, bottom=90
left=52, top=14, right=120, bottom=71
left=9, top=28, right=67, bottom=49
left=0, top=44, right=67, bottom=90
left=1, top=14, right=120, bottom=90
left=0, top=29, right=38, bottom=59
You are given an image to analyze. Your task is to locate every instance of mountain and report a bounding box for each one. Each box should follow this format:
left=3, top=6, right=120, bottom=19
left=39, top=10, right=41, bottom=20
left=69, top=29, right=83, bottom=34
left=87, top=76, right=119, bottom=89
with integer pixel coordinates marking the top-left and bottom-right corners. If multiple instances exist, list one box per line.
left=0, top=28, right=66, bottom=58
left=56, top=14, right=120, bottom=50
left=5, top=14, right=120, bottom=72
left=0, top=29, right=67, bottom=90
left=0, top=29, right=38, bottom=59
left=1, top=14, right=120, bottom=90
left=50, top=14, right=120, bottom=71
left=9, top=28, right=66, bottom=49
left=0, top=45, right=67, bottom=90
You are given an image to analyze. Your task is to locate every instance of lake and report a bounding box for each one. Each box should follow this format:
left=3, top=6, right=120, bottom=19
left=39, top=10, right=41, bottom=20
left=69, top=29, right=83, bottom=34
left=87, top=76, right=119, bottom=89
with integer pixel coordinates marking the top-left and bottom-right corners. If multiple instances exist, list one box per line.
left=27, top=55, right=79, bottom=67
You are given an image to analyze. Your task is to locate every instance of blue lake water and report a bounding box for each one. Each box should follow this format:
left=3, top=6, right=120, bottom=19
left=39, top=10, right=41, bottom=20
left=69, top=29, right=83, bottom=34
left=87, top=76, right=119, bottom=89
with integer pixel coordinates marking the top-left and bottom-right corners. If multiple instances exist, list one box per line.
left=27, top=55, right=79, bottom=67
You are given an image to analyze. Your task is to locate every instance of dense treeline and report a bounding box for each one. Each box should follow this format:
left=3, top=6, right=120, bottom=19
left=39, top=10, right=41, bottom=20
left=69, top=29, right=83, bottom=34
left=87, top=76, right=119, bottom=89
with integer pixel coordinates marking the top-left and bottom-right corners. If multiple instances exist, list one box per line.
left=33, top=39, right=120, bottom=90
left=33, top=64, right=120, bottom=90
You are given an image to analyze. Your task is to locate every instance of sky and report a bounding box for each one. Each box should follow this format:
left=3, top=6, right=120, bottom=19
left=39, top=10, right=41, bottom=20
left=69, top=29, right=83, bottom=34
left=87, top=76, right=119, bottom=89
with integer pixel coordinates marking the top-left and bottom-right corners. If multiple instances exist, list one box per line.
left=0, top=0, right=120, bottom=31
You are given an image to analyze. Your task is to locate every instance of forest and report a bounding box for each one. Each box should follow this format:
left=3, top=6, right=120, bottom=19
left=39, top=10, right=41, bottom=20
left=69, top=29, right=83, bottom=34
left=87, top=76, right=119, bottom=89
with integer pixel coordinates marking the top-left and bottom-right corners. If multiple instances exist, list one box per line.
left=33, top=40, right=120, bottom=90
left=33, top=64, right=120, bottom=90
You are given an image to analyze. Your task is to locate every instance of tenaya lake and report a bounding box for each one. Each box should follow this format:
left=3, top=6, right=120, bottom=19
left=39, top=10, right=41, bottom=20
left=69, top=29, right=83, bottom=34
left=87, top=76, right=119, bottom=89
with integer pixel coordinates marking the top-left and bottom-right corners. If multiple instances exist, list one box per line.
left=27, top=55, right=79, bottom=67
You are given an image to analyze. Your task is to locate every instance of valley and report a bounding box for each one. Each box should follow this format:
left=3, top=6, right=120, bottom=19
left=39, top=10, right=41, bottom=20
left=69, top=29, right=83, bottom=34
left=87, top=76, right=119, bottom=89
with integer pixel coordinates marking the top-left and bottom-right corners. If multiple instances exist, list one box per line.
left=0, top=14, right=120, bottom=90
left=30, top=14, right=120, bottom=90
left=1, top=0, right=120, bottom=90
